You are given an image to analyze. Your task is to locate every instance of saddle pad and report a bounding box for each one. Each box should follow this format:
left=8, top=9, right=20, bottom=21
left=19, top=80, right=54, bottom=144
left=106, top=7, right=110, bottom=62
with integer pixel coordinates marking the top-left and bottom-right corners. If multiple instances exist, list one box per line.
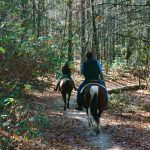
left=80, top=83, right=106, bottom=93
left=60, top=78, right=70, bottom=87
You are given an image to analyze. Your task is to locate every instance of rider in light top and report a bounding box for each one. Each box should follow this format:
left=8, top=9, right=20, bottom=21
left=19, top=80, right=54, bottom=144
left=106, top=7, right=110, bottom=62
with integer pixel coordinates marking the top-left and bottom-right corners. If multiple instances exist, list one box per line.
left=54, top=62, right=77, bottom=91
left=76, top=52, right=108, bottom=110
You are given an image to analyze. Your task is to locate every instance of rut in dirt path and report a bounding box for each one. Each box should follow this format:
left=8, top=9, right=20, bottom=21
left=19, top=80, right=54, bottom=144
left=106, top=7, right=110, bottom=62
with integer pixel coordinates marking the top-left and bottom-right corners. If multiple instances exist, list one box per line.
left=58, top=95, right=125, bottom=150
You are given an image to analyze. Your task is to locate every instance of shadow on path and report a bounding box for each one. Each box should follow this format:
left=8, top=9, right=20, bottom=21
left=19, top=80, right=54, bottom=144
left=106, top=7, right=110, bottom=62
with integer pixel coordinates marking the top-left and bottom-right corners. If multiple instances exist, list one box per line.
left=64, top=96, right=125, bottom=150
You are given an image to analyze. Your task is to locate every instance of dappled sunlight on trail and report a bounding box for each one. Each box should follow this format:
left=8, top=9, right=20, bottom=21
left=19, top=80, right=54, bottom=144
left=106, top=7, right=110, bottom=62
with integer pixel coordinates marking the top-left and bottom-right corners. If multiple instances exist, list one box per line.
left=22, top=77, right=149, bottom=149
left=64, top=96, right=125, bottom=150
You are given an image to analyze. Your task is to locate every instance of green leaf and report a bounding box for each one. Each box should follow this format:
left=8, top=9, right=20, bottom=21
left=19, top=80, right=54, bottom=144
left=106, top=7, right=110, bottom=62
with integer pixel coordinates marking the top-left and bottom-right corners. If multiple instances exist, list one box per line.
left=4, top=98, right=15, bottom=106
left=0, top=47, right=5, bottom=53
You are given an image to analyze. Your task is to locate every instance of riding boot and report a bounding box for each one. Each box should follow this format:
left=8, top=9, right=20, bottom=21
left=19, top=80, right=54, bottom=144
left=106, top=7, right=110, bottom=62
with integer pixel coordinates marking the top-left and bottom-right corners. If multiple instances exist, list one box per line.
left=75, top=104, right=83, bottom=111
left=75, top=96, right=83, bottom=111
left=54, top=82, right=60, bottom=91
left=73, top=82, right=77, bottom=91
left=70, top=80, right=77, bottom=91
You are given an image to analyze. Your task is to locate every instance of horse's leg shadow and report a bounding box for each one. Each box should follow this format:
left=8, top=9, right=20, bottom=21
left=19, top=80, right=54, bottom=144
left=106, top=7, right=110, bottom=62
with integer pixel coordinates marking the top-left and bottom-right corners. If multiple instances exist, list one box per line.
left=94, top=112, right=101, bottom=134
left=94, top=121, right=100, bottom=134
left=87, top=108, right=95, bottom=135
left=62, top=94, right=67, bottom=111
left=67, top=93, right=71, bottom=109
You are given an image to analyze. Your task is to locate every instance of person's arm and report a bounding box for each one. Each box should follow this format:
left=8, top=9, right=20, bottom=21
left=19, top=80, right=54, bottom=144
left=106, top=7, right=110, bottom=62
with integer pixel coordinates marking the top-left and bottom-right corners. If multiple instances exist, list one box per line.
left=62, top=66, right=65, bottom=74
left=97, top=61, right=104, bottom=81
left=81, top=64, right=85, bottom=76
left=97, top=61, right=102, bottom=73
left=68, top=67, right=71, bottom=76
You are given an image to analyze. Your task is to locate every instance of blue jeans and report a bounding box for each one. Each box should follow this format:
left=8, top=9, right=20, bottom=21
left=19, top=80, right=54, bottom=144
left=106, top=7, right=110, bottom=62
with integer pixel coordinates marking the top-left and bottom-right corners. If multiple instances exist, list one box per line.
left=77, top=79, right=108, bottom=105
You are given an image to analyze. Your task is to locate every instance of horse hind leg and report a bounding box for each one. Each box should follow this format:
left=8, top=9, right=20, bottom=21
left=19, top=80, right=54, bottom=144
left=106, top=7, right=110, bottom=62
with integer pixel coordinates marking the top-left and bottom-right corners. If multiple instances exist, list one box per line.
left=95, top=119, right=100, bottom=134
left=95, top=110, right=102, bottom=134
left=67, top=93, right=70, bottom=109
left=88, top=108, right=94, bottom=134
left=97, top=109, right=103, bottom=133
left=62, top=94, right=67, bottom=111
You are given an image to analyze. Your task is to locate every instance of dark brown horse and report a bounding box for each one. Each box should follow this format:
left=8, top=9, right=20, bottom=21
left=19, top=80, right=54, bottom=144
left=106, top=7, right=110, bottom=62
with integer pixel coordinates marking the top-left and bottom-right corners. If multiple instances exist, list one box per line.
left=59, top=78, right=74, bottom=110
left=80, top=83, right=108, bottom=133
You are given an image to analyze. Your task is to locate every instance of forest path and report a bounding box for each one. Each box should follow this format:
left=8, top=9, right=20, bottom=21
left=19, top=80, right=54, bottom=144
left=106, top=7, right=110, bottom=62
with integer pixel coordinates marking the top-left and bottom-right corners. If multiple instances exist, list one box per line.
left=28, top=74, right=149, bottom=149
left=56, top=95, right=124, bottom=150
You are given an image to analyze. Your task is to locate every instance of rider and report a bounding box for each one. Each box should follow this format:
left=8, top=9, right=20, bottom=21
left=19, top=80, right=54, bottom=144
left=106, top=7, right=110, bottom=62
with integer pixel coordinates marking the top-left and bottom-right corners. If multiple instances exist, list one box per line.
left=75, top=52, right=107, bottom=111
left=54, top=61, right=77, bottom=91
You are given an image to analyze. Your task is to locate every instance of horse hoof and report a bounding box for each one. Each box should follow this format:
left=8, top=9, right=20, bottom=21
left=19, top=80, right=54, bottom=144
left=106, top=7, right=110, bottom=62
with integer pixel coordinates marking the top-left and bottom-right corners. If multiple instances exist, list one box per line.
left=96, top=130, right=100, bottom=134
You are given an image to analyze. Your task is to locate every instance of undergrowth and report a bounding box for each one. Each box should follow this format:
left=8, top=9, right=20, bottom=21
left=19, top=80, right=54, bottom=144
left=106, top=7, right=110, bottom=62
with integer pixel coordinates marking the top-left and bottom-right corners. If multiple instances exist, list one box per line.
left=108, top=93, right=137, bottom=113
left=0, top=84, right=49, bottom=149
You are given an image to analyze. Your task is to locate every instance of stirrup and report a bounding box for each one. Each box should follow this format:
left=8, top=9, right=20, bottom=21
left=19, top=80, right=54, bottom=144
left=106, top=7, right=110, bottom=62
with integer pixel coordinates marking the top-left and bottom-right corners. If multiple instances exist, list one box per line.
left=75, top=105, right=83, bottom=111
left=54, top=87, right=57, bottom=91
left=74, top=87, right=77, bottom=91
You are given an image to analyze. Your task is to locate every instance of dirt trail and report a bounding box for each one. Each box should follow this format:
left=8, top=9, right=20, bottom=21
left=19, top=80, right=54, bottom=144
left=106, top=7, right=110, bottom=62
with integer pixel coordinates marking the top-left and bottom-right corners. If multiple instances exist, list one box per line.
left=28, top=75, right=149, bottom=149
left=61, top=96, right=125, bottom=150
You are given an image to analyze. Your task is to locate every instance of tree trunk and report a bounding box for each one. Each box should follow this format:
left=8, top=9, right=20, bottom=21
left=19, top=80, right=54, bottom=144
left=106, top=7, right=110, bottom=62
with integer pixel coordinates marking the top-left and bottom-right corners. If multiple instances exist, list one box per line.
left=20, top=0, right=28, bottom=41
left=80, top=0, right=86, bottom=65
left=108, top=85, right=146, bottom=94
left=91, top=0, right=99, bottom=60
left=37, top=15, right=41, bottom=38
left=67, top=0, right=73, bottom=62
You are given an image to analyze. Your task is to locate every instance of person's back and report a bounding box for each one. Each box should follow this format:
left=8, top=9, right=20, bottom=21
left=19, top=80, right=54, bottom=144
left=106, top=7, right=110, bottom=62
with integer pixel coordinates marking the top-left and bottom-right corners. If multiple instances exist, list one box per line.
left=83, top=58, right=100, bottom=81
left=54, top=62, right=76, bottom=91
left=82, top=52, right=103, bottom=81
left=62, top=63, right=71, bottom=78
left=76, top=52, right=106, bottom=110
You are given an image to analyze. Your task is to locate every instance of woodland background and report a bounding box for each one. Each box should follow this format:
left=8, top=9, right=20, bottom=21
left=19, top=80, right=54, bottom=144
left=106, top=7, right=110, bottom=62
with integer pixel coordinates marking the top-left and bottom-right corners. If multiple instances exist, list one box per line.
left=0, top=0, right=149, bottom=149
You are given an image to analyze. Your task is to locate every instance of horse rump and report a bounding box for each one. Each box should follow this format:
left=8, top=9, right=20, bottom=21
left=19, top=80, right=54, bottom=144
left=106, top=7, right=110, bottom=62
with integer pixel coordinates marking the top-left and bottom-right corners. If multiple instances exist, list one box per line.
left=82, top=84, right=108, bottom=133
left=61, top=79, right=73, bottom=94
left=60, top=78, right=74, bottom=110
left=90, top=92, right=99, bottom=122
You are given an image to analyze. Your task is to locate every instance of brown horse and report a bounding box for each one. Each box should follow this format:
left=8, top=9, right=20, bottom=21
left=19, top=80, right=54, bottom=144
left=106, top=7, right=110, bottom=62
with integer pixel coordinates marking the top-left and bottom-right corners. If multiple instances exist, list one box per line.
left=59, top=78, right=74, bottom=110
left=80, top=83, right=108, bottom=134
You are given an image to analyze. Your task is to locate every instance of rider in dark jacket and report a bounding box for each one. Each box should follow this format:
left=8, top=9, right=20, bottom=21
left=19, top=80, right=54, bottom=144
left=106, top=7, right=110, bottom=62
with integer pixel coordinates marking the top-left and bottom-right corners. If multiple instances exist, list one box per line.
left=76, top=52, right=107, bottom=110
left=54, top=62, right=77, bottom=91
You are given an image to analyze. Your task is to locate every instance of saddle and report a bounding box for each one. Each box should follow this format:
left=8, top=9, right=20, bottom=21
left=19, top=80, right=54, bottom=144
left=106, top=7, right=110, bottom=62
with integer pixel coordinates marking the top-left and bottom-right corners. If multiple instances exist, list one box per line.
left=80, top=80, right=106, bottom=94
left=60, top=78, right=70, bottom=86
left=59, top=78, right=70, bottom=91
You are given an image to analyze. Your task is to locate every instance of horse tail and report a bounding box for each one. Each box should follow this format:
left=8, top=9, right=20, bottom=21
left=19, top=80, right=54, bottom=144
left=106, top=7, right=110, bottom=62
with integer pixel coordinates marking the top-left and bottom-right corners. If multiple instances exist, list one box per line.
left=61, top=79, right=73, bottom=110
left=90, top=86, right=99, bottom=122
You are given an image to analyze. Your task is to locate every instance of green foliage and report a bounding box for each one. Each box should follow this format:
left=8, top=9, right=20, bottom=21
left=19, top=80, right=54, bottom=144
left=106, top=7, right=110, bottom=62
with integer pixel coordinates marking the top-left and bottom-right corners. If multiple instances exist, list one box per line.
left=0, top=95, right=49, bottom=148
left=114, top=45, right=126, bottom=57
left=3, top=98, right=15, bottom=106
left=29, top=114, right=49, bottom=129
left=141, top=104, right=150, bottom=112
left=129, top=47, right=149, bottom=67
left=0, top=33, right=64, bottom=95
left=108, top=93, right=135, bottom=113
left=111, top=57, right=127, bottom=73
left=24, top=84, right=32, bottom=91
left=108, top=93, right=125, bottom=111
left=0, top=47, right=5, bottom=53
left=0, top=0, right=71, bottom=97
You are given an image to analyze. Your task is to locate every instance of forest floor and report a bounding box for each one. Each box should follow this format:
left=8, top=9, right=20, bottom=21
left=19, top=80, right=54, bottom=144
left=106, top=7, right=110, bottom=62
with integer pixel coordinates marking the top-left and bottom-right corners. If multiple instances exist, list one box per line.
left=21, top=72, right=150, bottom=150
left=1, top=72, right=149, bottom=149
